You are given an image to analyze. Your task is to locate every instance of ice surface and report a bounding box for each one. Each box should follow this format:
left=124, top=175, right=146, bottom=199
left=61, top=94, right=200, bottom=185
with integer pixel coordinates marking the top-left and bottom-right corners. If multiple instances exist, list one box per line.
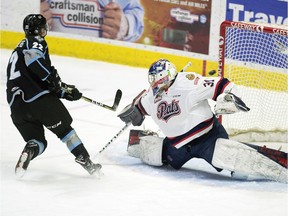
left=1, top=49, right=287, bottom=216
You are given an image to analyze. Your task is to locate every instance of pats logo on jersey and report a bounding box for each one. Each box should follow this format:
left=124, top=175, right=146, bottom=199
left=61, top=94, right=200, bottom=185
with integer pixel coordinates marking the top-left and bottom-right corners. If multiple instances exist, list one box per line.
left=157, top=100, right=181, bottom=122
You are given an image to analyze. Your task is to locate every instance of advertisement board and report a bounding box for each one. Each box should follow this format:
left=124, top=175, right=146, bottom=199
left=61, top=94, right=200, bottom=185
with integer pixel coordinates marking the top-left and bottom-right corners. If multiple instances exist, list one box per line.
left=226, top=0, right=288, bottom=25
left=136, top=0, right=212, bottom=54
left=41, top=0, right=212, bottom=55
left=224, top=1, right=288, bottom=68
left=27, top=0, right=286, bottom=61
left=41, top=0, right=144, bottom=42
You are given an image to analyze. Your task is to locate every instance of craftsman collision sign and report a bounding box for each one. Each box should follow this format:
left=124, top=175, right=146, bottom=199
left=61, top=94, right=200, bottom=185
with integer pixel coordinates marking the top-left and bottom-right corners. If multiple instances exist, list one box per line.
left=49, top=0, right=103, bottom=36
left=226, top=0, right=288, bottom=25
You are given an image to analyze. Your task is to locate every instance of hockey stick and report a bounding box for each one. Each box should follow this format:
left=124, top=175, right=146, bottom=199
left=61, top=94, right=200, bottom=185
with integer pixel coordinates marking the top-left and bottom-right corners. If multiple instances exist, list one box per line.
left=180, top=61, right=192, bottom=72
left=94, top=90, right=146, bottom=158
left=180, top=62, right=217, bottom=76
left=97, top=122, right=132, bottom=155
left=81, top=89, right=122, bottom=111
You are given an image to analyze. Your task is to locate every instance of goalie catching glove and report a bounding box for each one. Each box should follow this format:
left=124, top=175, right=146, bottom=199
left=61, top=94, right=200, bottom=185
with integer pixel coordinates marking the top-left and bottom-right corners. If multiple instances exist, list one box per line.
left=118, top=104, right=145, bottom=126
left=214, top=92, right=250, bottom=116
left=47, top=66, right=82, bottom=101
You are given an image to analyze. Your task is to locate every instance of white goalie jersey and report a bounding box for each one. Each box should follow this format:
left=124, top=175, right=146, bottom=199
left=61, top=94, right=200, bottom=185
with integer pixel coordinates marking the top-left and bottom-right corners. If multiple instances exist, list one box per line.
left=139, top=72, right=235, bottom=149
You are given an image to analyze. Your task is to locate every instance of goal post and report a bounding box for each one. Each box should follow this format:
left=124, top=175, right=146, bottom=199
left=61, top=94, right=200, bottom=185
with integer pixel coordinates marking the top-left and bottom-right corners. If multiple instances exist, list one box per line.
left=218, top=20, right=288, bottom=143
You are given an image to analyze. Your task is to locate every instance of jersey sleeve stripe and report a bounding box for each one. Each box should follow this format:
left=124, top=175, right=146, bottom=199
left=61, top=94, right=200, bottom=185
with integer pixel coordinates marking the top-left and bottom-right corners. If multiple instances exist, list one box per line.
left=212, top=78, right=231, bottom=100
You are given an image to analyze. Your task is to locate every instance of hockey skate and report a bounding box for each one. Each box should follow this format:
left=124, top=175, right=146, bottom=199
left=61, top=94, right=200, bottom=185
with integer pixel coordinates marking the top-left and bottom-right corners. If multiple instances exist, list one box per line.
left=15, top=145, right=35, bottom=178
left=75, top=155, right=102, bottom=176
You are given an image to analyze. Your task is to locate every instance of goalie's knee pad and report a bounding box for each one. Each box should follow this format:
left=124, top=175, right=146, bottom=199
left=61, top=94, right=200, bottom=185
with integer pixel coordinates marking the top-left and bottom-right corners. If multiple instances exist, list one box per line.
left=127, top=129, right=164, bottom=166
left=127, top=129, right=158, bottom=158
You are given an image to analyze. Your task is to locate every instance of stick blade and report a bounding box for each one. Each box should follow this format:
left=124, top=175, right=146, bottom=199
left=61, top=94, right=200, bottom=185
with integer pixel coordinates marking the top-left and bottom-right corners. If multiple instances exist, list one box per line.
left=111, top=89, right=122, bottom=111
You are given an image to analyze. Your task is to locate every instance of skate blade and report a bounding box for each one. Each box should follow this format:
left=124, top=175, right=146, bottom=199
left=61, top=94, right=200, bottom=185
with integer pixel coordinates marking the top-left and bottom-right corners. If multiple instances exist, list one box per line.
left=93, top=169, right=104, bottom=179
left=15, top=152, right=29, bottom=178
left=91, top=165, right=104, bottom=178
left=15, top=168, right=26, bottom=178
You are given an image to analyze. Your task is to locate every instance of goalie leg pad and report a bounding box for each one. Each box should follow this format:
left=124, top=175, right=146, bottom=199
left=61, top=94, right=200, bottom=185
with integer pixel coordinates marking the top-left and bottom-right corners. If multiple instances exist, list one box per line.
left=127, top=130, right=159, bottom=158
left=212, top=138, right=287, bottom=183
left=139, top=136, right=164, bottom=166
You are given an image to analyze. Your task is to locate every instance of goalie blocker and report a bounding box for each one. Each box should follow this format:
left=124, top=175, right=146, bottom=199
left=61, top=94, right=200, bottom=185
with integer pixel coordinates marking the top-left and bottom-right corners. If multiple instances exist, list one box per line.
left=117, top=89, right=147, bottom=126
left=127, top=130, right=287, bottom=183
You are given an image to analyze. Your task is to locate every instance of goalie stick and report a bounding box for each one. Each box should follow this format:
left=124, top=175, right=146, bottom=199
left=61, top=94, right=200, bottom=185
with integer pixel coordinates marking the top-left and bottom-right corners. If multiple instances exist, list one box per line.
left=94, top=90, right=146, bottom=158
left=180, top=62, right=192, bottom=72
left=81, top=89, right=122, bottom=111
left=97, top=122, right=132, bottom=155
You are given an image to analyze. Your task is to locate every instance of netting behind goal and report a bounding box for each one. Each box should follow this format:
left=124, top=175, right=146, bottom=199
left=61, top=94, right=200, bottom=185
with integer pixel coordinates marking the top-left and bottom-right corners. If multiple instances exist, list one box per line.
left=218, top=21, right=288, bottom=142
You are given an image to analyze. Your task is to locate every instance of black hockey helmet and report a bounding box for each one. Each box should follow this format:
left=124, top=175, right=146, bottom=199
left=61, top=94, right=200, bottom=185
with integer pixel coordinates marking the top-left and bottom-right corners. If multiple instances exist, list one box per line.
left=23, top=14, right=48, bottom=37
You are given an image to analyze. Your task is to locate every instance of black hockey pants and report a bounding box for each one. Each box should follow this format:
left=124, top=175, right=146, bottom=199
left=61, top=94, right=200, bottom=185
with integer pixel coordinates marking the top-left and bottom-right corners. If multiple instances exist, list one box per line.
left=10, top=93, right=73, bottom=153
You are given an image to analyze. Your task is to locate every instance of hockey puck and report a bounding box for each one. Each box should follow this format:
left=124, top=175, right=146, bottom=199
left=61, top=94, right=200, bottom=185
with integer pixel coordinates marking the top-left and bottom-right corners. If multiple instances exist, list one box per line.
left=208, top=70, right=216, bottom=75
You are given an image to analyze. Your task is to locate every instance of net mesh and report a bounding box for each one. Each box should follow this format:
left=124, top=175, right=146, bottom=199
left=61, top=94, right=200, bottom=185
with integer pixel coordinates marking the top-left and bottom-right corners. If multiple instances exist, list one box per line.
left=219, top=21, right=288, bottom=142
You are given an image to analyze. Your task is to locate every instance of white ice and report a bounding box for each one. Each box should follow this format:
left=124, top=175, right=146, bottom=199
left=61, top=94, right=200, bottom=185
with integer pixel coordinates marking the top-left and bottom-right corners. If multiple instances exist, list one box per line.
left=0, top=48, right=287, bottom=216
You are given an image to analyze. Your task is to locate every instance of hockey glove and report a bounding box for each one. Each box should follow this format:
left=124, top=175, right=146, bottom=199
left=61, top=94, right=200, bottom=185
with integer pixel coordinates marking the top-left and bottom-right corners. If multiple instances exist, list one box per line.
left=46, top=68, right=82, bottom=101
left=47, top=66, right=62, bottom=93
left=215, top=92, right=250, bottom=116
left=60, top=82, right=82, bottom=101
left=118, top=104, right=145, bottom=126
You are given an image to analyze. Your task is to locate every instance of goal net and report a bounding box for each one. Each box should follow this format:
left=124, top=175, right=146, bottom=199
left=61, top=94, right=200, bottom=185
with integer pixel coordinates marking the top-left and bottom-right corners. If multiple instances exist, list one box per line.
left=218, top=20, right=288, bottom=143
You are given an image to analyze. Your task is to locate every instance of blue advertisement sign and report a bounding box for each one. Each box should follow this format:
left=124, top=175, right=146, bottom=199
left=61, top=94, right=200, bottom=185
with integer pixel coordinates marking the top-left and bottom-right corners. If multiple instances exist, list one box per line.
left=226, top=0, right=288, bottom=25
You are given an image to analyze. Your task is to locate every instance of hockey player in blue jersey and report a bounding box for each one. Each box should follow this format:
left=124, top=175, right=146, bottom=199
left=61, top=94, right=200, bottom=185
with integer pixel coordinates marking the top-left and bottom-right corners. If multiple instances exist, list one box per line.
left=6, top=14, right=101, bottom=177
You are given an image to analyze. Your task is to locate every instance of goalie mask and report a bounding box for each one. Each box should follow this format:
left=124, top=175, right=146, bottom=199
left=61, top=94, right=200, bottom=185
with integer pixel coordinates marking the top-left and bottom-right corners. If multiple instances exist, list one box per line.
left=23, top=14, right=48, bottom=37
left=148, top=59, right=177, bottom=96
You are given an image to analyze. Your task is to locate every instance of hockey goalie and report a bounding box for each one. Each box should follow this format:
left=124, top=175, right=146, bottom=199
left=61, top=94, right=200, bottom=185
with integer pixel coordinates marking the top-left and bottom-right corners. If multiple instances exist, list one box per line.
left=118, top=59, right=287, bottom=183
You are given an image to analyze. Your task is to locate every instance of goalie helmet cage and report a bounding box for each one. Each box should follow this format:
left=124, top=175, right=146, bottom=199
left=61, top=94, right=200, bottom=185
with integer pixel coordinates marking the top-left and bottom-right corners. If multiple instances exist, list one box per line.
left=218, top=20, right=288, bottom=143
